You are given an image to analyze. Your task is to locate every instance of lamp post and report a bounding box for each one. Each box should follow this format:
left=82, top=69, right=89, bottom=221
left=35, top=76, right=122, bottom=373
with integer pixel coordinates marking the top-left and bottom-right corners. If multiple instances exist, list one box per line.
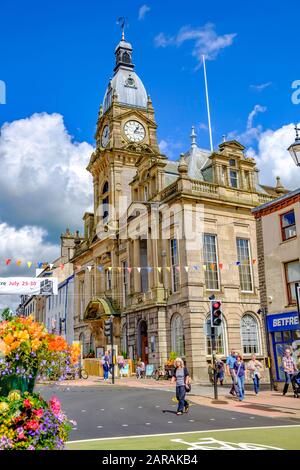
left=288, top=125, right=300, bottom=166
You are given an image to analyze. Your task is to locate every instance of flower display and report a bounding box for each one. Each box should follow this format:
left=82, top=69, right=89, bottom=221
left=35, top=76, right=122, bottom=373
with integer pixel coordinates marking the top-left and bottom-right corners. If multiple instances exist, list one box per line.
left=0, top=391, right=73, bottom=450
left=0, top=316, right=80, bottom=385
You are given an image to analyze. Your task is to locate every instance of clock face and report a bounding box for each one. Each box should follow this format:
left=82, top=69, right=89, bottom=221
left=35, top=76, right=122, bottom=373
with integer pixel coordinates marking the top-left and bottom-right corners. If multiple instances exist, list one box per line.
left=124, top=120, right=145, bottom=142
left=101, top=125, right=110, bottom=147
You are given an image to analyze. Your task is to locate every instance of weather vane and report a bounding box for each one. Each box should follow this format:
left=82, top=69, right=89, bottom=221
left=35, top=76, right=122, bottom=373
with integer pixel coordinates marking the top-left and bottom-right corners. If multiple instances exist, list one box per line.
left=116, top=17, right=127, bottom=40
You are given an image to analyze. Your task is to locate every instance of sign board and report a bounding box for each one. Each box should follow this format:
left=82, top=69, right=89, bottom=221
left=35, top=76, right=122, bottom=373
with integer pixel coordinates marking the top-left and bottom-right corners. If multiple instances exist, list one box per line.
left=0, top=277, right=58, bottom=295
left=267, top=311, right=299, bottom=332
left=145, top=364, right=154, bottom=377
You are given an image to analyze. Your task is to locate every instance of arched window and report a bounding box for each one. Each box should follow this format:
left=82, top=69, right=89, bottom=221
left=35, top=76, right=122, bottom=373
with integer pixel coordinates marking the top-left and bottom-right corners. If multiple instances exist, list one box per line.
left=204, top=315, right=227, bottom=356
left=171, top=314, right=185, bottom=357
left=122, top=52, right=131, bottom=64
left=241, top=314, right=261, bottom=355
left=101, top=181, right=109, bottom=220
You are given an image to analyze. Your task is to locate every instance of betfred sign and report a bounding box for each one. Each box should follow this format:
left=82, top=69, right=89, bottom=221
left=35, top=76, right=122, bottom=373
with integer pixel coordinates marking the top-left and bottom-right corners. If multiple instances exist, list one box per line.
left=267, top=312, right=299, bottom=332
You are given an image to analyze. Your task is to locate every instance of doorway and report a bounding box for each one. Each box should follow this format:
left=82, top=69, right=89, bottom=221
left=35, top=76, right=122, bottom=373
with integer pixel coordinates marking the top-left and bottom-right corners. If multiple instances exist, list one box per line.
left=137, top=320, right=149, bottom=364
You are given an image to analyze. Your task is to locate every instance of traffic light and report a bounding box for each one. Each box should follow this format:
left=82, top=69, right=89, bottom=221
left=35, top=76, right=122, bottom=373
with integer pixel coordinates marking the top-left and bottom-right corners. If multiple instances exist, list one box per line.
left=104, top=318, right=112, bottom=339
left=210, top=300, right=222, bottom=326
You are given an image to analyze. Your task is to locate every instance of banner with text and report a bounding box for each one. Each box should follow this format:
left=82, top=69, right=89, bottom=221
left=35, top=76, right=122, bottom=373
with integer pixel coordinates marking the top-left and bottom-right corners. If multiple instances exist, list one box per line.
left=0, top=278, right=58, bottom=295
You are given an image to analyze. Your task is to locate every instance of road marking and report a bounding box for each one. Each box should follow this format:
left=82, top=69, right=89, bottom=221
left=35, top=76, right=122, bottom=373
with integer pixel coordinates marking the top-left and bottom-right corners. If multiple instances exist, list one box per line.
left=250, top=417, right=255, bottom=419
left=138, top=406, right=142, bottom=409
left=168, top=421, right=173, bottom=424
left=100, top=409, right=105, bottom=411
left=210, top=419, right=215, bottom=421
left=72, top=428, right=77, bottom=430
left=231, top=418, right=236, bottom=420
left=189, top=420, right=195, bottom=422
left=97, top=426, right=103, bottom=429
left=155, top=405, right=160, bottom=408
left=120, top=408, right=124, bottom=410
left=122, top=424, right=128, bottom=427
left=145, top=423, right=151, bottom=425
left=81, top=410, right=86, bottom=413
left=67, top=425, right=300, bottom=444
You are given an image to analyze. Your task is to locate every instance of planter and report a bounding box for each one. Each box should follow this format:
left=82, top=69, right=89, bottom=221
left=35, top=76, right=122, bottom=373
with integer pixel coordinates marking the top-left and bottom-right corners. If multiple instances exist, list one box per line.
left=0, top=370, right=37, bottom=397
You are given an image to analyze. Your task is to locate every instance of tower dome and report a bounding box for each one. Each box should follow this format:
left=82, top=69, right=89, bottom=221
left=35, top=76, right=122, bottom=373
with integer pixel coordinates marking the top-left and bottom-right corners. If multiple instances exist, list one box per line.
left=103, top=33, right=148, bottom=113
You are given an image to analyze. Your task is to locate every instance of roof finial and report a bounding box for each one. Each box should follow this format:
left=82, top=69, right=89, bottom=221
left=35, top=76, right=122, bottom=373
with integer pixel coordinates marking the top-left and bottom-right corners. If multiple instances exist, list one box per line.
left=190, top=126, right=197, bottom=148
left=222, top=134, right=226, bottom=143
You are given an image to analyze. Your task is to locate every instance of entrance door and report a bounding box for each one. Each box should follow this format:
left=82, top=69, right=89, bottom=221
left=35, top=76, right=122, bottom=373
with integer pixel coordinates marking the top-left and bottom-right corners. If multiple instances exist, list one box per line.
left=138, top=320, right=149, bottom=364
left=141, top=334, right=149, bottom=364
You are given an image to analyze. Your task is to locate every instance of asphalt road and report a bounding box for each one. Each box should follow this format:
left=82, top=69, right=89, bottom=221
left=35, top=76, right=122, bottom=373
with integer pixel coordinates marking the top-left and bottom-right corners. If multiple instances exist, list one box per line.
left=37, top=385, right=296, bottom=441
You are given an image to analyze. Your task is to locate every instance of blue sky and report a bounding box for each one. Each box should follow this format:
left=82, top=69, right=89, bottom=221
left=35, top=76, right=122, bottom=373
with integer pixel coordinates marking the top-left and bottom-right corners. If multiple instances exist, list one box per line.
left=0, top=0, right=300, bottom=303
left=1, top=0, right=299, bottom=149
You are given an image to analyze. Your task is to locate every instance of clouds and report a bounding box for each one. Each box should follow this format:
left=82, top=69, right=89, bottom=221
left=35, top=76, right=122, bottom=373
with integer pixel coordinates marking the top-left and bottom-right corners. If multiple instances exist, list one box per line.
left=250, top=82, right=273, bottom=92
left=154, top=23, right=236, bottom=64
left=159, top=139, right=183, bottom=159
left=227, top=104, right=267, bottom=146
left=0, top=221, right=59, bottom=276
left=249, top=123, right=300, bottom=190
left=138, top=4, right=150, bottom=20
left=0, top=112, right=94, bottom=237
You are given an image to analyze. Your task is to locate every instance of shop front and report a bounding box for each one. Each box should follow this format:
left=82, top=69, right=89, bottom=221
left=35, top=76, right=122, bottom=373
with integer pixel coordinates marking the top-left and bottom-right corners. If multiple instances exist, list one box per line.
left=267, top=311, right=300, bottom=381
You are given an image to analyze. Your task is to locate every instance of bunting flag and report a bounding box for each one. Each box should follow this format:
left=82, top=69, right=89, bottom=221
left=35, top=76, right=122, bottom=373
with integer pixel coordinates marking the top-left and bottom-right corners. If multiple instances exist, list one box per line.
left=147, top=267, right=153, bottom=273
left=184, top=266, right=189, bottom=272
left=157, top=267, right=162, bottom=273
left=219, top=263, right=223, bottom=270
left=127, top=267, right=132, bottom=273
left=203, top=265, right=207, bottom=271
left=87, top=266, right=92, bottom=272
left=210, top=263, right=215, bottom=271
left=5, top=259, right=12, bottom=266
left=108, top=266, right=112, bottom=271
left=49, top=264, right=54, bottom=270
left=16, top=260, right=22, bottom=266
left=252, top=259, right=256, bottom=265
left=236, top=261, right=241, bottom=266
left=27, top=261, right=32, bottom=268
left=166, top=267, right=171, bottom=272
left=37, top=262, right=43, bottom=269
left=175, top=266, right=180, bottom=272
left=97, top=265, right=104, bottom=272
left=193, top=265, right=200, bottom=271
left=59, top=264, right=65, bottom=270
left=117, top=267, right=122, bottom=273
left=137, top=267, right=141, bottom=273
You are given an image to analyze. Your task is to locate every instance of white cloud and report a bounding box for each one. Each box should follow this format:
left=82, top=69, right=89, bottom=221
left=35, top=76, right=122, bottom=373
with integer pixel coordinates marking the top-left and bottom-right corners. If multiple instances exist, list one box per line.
left=138, top=4, right=150, bottom=20
left=249, top=123, right=300, bottom=190
left=227, top=104, right=267, bottom=145
left=0, top=221, right=59, bottom=276
left=0, top=112, right=94, bottom=235
left=154, top=23, right=236, bottom=64
left=159, top=139, right=183, bottom=159
left=250, top=82, right=273, bottom=92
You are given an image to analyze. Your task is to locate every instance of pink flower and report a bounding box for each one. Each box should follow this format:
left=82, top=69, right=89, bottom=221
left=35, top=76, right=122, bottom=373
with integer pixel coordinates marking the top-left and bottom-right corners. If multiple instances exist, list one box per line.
left=23, top=398, right=31, bottom=408
left=50, top=396, right=61, bottom=415
left=25, top=420, right=39, bottom=431
left=33, top=408, right=43, bottom=418
left=27, top=445, right=35, bottom=450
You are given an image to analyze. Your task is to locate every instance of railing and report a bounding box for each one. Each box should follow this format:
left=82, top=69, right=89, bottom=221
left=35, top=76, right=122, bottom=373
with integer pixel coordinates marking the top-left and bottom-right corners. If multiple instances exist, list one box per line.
left=160, top=181, right=178, bottom=200
left=258, top=193, right=275, bottom=205
left=191, top=180, right=218, bottom=194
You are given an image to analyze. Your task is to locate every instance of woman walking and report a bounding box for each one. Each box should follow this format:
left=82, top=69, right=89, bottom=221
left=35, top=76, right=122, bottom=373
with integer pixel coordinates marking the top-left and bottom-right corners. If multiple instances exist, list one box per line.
left=171, top=357, right=190, bottom=415
left=102, top=351, right=110, bottom=382
left=234, top=354, right=246, bottom=401
left=247, top=354, right=263, bottom=395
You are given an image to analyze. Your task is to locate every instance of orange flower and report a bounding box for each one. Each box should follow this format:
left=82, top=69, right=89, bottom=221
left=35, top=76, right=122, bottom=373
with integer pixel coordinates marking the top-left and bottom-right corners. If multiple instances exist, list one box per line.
left=4, top=334, right=14, bottom=345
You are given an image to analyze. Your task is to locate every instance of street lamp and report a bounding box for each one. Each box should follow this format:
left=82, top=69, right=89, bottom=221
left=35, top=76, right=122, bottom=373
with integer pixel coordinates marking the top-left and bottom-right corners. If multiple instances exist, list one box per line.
left=288, top=125, right=300, bottom=166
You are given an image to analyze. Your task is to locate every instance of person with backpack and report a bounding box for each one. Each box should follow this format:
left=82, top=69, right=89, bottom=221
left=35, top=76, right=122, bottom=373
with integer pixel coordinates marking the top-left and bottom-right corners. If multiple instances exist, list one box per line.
left=171, top=357, right=191, bottom=415
left=234, top=354, right=246, bottom=401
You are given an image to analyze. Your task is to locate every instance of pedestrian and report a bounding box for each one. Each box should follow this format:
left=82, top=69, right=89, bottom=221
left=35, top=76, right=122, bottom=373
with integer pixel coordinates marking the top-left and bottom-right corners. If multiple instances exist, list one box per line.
left=216, top=357, right=225, bottom=386
left=136, top=358, right=145, bottom=379
left=226, top=349, right=238, bottom=396
left=234, top=354, right=246, bottom=401
left=247, top=354, right=263, bottom=395
left=102, top=351, right=110, bottom=382
left=282, top=347, right=298, bottom=396
left=171, top=357, right=190, bottom=415
left=117, top=355, right=125, bottom=378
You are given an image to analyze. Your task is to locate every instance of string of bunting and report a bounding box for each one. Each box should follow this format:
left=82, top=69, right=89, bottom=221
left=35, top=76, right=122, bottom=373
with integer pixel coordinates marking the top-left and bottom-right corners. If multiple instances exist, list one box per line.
left=2, top=259, right=257, bottom=272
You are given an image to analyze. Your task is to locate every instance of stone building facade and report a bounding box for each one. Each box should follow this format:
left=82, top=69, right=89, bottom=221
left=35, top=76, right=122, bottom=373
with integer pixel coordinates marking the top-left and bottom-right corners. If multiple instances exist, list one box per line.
left=253, top=188, right=300, bottom=382
left=72, top=33, right=282, bottom=380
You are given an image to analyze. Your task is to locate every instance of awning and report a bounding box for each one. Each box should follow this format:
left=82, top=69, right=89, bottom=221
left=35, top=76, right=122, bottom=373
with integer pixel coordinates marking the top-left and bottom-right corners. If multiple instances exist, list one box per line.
left=84, top=297, right=117, bottom=321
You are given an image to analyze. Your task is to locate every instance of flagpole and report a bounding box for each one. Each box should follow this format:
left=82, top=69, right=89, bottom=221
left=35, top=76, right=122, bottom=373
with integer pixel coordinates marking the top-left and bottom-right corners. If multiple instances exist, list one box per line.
left=202, top=54, right=213, bottom=152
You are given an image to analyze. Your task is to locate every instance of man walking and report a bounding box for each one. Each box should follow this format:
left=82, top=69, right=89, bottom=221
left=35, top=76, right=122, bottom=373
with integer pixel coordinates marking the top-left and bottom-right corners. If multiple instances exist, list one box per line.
left=282, top=347, right=298, bottom=396
left=226, top=349, right=238, bottom=396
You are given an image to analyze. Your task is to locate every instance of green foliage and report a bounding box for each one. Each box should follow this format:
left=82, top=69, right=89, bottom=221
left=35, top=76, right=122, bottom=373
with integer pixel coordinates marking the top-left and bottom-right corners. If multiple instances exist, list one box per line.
left=1, top=308, right=13, bottom=321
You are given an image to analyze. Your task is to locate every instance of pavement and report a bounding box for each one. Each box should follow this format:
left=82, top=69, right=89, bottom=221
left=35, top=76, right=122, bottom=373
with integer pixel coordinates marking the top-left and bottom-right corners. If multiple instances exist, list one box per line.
left=38, top=375, right=300, bottom=422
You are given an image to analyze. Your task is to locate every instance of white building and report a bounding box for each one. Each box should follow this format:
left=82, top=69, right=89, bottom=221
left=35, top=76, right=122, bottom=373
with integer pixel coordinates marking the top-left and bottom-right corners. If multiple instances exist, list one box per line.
left=45, top=274, right=74, bottom=344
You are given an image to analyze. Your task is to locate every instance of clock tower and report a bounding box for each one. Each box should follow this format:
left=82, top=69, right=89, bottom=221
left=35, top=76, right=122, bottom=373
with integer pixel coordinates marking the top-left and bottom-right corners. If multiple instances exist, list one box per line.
left=87, top=32, right=160, bottom=238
